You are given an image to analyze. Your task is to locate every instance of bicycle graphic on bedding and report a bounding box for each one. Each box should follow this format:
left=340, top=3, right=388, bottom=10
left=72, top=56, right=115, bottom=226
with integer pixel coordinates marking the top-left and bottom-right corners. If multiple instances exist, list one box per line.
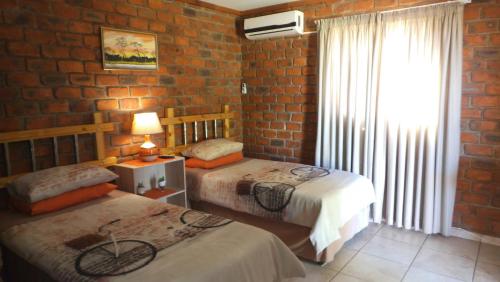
left=236, top=166, right=330, bottom=216
left=67, top=208, right=232, bottom=278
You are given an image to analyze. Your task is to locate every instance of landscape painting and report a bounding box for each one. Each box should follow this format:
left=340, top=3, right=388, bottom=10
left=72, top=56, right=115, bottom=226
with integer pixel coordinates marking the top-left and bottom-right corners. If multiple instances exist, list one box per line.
left=101, top=27, right=158, bottom=70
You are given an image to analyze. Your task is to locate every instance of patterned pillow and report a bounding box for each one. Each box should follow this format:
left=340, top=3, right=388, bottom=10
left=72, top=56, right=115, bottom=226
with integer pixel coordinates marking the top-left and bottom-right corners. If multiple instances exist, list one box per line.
left=182, top=138, right=243, bottom=161
left=8, top=163, right=118, bottom=203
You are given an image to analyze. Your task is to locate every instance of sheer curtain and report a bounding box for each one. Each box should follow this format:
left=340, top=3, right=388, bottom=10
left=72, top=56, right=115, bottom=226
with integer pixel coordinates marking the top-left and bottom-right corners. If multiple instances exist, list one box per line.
left=315, top=4, right=463, bottom=235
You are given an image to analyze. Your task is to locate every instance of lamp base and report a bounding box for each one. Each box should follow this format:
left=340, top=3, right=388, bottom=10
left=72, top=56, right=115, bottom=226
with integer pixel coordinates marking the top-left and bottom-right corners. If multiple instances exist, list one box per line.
left=139, top=147, right=159, bottom=162
left=139, top=135, right=159, bottom=162
left=141, top=155, right=159, bottom=162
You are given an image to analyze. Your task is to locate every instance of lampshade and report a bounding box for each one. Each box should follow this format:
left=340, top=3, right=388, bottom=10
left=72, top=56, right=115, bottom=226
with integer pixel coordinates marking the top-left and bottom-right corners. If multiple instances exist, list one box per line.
left=131, top=112, right=163, bottom=135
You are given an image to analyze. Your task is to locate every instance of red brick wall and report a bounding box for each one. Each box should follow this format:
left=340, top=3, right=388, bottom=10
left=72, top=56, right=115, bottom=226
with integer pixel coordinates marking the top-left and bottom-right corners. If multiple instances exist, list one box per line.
left=242, top=35, right=316, bottom=163
left=457, top=2, right=499, bottom=236
left=241, top=0, right=500, bottom=236
left=0, top=0, right=242, bottom=173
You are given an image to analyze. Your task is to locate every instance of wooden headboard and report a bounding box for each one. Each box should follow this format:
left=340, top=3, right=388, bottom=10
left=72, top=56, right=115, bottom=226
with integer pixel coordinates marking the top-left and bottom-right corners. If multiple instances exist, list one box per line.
left=160, top=105, right=235, bottom=154
left=0, top=112, right=117, bottom=188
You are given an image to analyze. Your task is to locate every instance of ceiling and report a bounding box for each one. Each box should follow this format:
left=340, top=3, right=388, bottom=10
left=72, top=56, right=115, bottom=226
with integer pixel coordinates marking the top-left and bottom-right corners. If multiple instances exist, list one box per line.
left=200, top=0, right=299, bottom=11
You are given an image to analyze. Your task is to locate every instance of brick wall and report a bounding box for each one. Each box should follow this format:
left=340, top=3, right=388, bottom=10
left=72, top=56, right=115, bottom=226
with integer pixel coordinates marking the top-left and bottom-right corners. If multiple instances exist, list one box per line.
left=0, top=0, right=242, bottom=174
left=242, top=35, right=316, bottom=163
left=457, top=2, right=499, bottom=236
left=241, top=0, right=500, bottom=236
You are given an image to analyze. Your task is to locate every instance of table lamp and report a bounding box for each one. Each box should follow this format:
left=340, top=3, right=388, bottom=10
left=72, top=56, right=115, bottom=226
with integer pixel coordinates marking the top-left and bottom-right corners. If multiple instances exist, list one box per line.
left=131, top=112, right=164, bottom=162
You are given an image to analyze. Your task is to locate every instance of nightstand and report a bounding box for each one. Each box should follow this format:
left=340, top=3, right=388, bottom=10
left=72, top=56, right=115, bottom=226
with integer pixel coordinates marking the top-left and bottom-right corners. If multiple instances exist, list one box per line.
left=112, top=157, right=187, bottom=208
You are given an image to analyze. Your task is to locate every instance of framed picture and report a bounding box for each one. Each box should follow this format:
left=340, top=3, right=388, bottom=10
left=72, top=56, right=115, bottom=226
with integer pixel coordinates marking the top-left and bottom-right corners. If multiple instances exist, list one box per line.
left=101, top=27, right=158, bottom=70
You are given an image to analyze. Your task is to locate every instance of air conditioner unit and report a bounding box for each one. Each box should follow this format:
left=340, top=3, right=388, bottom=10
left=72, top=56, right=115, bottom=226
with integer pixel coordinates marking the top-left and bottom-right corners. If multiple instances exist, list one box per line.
left=244, top=10, right=304, bottom=40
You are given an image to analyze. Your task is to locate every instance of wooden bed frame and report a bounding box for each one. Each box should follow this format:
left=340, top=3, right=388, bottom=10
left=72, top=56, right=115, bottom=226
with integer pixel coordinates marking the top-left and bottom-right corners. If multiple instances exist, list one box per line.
left=159, top=105, right=234, bottom=155
left=0, top=105, right=235, bottom=188
left=0, top=112, right=117, bottom=188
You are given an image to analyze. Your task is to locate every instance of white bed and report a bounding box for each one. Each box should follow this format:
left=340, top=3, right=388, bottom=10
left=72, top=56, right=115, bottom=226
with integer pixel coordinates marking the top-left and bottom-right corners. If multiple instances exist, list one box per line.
left=155, top=105, right=376, bottom=263
left=185, top=158, right=376, bottom=263
left=0, top=191, right=305, bottom=282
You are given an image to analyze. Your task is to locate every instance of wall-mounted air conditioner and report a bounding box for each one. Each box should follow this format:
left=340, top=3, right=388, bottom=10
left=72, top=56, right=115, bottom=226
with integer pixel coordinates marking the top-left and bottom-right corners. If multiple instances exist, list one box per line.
left=244, top=10, right=304, bottom=40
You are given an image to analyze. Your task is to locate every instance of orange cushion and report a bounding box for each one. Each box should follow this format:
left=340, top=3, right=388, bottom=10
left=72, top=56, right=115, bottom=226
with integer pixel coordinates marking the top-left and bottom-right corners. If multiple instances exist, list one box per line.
left=185, top=152, right=243, bottom=169
left=10, top=183, right=117, bottom=216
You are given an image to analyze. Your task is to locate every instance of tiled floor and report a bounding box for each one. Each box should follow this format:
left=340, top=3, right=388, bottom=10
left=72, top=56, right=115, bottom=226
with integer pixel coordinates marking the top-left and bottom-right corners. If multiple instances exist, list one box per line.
left=287, top=223, right=500, bottom=282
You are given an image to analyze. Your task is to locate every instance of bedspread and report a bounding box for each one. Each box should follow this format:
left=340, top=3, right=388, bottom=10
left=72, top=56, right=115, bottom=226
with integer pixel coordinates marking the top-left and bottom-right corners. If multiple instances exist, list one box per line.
left=1, top=193, right=304, bottom=282
left=186, top=158, right=376, bottom=253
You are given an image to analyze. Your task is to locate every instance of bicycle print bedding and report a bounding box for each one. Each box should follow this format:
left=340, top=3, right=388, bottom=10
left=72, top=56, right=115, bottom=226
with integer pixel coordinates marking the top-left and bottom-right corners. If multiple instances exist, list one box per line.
left=186, top=158, right=377, bottom=253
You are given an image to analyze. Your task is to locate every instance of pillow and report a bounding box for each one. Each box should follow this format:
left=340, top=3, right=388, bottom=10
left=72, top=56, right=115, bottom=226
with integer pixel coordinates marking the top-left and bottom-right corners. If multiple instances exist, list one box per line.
left=185, top=152, right=244, bottom=169
left=8, top=163, right=118, bottom=203
left=182, top=138, right=243, bottom=161
left=10, top=183, right=117, bottom=216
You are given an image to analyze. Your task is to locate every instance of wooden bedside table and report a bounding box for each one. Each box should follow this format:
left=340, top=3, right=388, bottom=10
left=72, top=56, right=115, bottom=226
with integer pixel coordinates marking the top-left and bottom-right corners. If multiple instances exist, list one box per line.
left=112, top=157, right=187, bottom=208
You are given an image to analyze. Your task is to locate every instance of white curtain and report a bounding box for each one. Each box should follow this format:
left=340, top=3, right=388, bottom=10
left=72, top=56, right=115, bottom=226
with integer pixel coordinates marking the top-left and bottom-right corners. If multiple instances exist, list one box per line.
left=315, top=3, right=463, bottom=235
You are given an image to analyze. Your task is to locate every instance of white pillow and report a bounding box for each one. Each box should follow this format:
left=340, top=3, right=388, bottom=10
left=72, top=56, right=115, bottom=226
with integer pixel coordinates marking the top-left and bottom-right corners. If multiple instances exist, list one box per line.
left=8, top=163, right=118, bottom=203
left=182, top=139, right=243, bottom=161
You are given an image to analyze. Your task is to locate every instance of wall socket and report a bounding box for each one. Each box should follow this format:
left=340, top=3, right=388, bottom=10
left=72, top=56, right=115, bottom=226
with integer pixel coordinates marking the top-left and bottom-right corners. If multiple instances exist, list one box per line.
left=241, top=82, right=247, bottom=95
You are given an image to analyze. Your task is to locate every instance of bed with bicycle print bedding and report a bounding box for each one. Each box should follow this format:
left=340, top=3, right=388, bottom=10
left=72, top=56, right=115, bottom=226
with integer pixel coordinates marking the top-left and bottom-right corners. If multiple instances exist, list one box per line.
left=0, top=192, right=304, bottom=282
left=185, top=158, right=377, bottom=255
left=158, top=105, right=376, bottom=263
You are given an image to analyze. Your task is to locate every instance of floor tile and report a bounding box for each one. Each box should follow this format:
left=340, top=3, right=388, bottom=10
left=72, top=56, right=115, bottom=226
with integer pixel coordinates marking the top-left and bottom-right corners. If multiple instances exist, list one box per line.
left=376, top=225, right=427, bottom=246
left=331, top=273, right=365, bottom=282
left=343, top=236, right=367, bottom=250
left=474, top=262, right=500, bottom=282
left=423, top=235, right=479, bottom=261
left=403, top=267, right=464, bottom=282
left=326, top=248, right=357, bottom=271
left=343, top=229, right=375, bottom=251
left=478, top=243, right=500, bottom=266
left=284, top=261, right=338, bottom=282
left=361, top=236, right=420, bottom=265
left=342, top=253, right=408, bottom=282
left=364, top=222, right=383, bottom=235
left=412, top=248, right=475, bottom=281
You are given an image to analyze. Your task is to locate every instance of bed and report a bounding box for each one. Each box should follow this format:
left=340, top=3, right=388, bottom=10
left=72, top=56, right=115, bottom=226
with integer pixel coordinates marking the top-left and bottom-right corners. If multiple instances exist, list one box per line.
left=159, top=106, right=377, bottom=264
left=0, top=113, right=305, bottom=282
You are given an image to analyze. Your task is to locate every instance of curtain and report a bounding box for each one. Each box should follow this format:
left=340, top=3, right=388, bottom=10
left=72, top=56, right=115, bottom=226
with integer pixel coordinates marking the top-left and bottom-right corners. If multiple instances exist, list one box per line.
left=315, top=3, right=463, bottom=235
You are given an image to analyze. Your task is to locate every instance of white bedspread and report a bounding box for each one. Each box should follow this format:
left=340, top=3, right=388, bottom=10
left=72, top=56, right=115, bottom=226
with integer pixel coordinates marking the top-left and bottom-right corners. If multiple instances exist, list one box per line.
left=290, top=170, right=376, bottom=252
left=186, top=158, right=376, bottom=253
left=1, top=194, right=305, bottom=281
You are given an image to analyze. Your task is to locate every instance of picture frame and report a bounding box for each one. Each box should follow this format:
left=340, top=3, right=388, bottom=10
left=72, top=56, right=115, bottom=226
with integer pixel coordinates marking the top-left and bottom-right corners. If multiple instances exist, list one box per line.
left=101, top=27, right=158, bottom=70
